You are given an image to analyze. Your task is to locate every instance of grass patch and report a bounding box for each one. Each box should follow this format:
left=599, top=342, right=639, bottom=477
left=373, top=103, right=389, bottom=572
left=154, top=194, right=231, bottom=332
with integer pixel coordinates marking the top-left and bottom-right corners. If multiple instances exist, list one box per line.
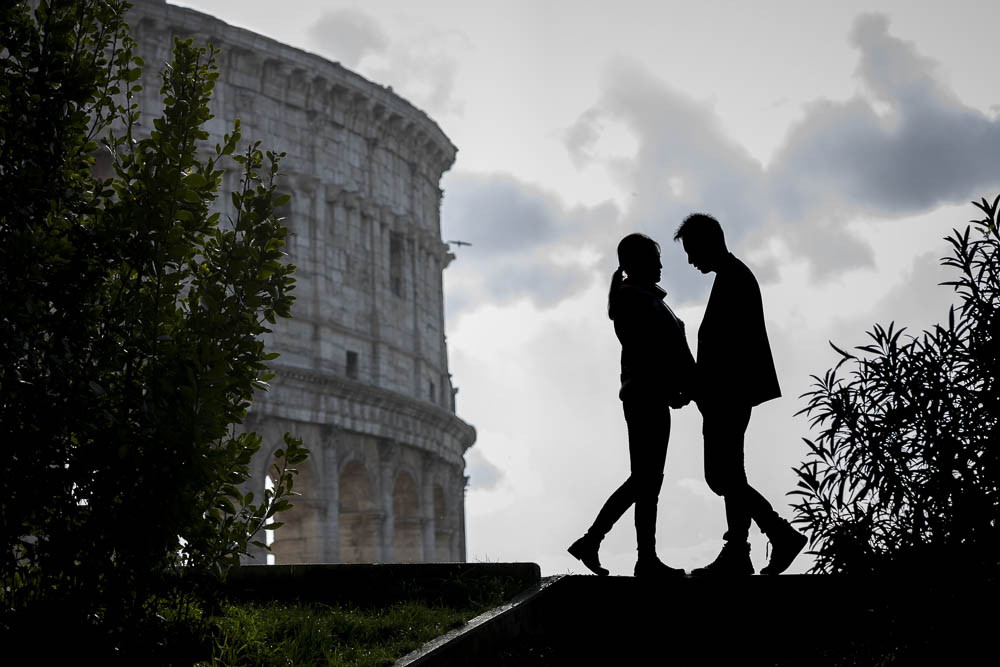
left=201, top=599, right=482, bottom=666
left=198, top=576, right=524, bottom=666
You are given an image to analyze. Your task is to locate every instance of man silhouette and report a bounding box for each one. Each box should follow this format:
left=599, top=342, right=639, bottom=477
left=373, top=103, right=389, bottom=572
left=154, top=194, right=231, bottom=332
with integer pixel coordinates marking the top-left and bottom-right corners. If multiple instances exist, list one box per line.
left=675, top=213, right=806, bottom=575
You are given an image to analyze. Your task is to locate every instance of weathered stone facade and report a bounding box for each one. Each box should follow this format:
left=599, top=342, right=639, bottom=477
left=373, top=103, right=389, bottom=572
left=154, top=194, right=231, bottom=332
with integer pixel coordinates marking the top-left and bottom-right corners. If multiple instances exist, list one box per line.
left=126, top=0, right=475, bottom=563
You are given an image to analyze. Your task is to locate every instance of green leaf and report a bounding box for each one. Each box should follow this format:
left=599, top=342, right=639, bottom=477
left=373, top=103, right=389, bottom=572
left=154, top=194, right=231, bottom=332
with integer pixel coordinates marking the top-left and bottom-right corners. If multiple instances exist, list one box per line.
left=185, top=172, right=207, bottom=188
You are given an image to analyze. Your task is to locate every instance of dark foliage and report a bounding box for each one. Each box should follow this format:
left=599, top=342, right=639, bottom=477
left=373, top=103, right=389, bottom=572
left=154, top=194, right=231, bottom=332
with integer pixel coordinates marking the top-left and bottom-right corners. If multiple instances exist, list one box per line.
left=793, top=195, right=1000, bottom=574
left=0, top=0, right=307, bottom=656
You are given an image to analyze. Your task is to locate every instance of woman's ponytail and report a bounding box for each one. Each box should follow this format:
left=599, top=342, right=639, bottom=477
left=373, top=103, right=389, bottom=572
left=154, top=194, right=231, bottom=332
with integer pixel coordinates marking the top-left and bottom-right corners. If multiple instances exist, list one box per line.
left=607, top=267, right=625, bottom=320
left=608, top=233, right=660, bottom=320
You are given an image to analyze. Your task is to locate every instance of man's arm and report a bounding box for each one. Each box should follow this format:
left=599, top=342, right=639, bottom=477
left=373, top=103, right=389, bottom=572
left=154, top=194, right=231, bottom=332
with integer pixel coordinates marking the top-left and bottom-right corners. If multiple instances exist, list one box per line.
left=697, top=271, right=760, bottom=400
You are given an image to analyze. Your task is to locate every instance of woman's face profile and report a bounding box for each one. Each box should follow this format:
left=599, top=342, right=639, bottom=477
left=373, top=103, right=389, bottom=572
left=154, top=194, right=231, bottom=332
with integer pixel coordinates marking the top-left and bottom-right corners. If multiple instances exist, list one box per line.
left=625, top=245, right=662, bottom=285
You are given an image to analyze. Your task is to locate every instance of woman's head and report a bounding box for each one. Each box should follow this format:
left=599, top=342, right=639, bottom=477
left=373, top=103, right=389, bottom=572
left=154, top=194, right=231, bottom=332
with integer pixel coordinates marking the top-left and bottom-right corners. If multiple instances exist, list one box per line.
left=617, top=233, right=661, bottom=284
left=608, top=233, right=661, bottom=319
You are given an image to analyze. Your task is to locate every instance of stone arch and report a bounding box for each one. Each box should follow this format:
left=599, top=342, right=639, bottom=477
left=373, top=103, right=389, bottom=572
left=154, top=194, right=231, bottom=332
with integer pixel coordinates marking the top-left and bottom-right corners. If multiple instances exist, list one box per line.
left=339, top=459, right=378, bottom=563
left=392, top=470, right=422, bottom=562
left=433, top=483, right=451, bottom=562
left=267, top=452, right=320, bottom=564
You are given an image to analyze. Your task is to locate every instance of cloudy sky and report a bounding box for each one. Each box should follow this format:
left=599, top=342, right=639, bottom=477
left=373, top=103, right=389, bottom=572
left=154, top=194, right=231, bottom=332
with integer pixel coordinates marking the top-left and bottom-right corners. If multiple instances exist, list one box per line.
left=174, top=0, right=1000, bottom=575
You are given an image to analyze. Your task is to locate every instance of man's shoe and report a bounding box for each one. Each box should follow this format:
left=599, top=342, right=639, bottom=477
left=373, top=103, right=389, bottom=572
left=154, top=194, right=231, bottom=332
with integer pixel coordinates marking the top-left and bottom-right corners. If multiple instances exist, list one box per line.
left=760, top=521, right=807, bottom=575
left=690, top=540, right=754, bottom=576
left=568, top=535, right=609, bottom=576
left=634, top=555, right=686, bottom=579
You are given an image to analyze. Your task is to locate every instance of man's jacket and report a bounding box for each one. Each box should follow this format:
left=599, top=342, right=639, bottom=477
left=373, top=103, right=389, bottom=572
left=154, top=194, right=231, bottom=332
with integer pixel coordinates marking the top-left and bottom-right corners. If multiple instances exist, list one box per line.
left=614, top=280, right=695, bottom=403
left=697, top=252, right=780, bottom=407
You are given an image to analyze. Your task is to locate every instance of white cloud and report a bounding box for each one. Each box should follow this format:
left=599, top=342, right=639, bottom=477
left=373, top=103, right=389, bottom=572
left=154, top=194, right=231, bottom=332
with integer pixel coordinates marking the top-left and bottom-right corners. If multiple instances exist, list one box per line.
left=307, top=8, right=388, bottom=68
left=465, top=447, right=504, bottom=491
left=306, top=8, right=468, bottom=116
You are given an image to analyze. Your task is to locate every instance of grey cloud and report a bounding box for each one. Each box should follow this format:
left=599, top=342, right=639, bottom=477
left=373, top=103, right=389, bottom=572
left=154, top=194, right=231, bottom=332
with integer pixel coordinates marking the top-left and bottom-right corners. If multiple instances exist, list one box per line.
left=444, top=173, right=563, bottom=252
left=441, top=172, right=618, bottom=315
left=772, top=13, right=1000, bottom=219
left=563, top=14, right=1000, bottom=302
left=783, top=217, right=876, bottom=280
left=563, top=108, right=602, bottom=169
left=852, top=14, right=944, bottom=109
left=307, top=9, right=388, bottom=68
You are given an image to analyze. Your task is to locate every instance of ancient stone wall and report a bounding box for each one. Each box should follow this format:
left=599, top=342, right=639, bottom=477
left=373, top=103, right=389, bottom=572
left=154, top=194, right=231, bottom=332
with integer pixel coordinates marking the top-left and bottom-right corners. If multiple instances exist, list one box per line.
left=125, top=0, right=475, bottom=564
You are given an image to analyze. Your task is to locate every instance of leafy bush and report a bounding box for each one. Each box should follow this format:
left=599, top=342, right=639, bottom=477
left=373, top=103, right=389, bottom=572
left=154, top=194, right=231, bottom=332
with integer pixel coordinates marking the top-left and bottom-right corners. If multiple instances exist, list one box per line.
left=0, top=0, right=307, bottom=655
left=793, top=195, right=1000, bottom=574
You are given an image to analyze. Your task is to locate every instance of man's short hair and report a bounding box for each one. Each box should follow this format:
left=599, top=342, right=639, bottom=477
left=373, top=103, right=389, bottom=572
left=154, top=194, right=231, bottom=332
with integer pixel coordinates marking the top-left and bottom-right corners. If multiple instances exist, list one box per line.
left=674, top=213, right=725, bottom=249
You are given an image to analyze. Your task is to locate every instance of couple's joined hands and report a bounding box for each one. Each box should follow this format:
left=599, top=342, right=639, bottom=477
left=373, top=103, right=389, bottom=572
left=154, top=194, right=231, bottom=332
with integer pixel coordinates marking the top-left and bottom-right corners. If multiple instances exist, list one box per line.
left=668, top=391, right=691, bottom=409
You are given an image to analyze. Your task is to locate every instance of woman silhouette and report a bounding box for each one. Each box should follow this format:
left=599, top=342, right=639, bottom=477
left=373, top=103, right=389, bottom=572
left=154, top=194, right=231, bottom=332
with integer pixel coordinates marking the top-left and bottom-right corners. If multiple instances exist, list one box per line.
left=568, top=233, right=695, bottom=578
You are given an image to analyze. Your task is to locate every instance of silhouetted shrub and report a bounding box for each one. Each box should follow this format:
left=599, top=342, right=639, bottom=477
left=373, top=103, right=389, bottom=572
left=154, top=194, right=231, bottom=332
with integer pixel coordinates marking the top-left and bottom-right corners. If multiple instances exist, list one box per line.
left=0, top=1, right=307, bottom=657
left=793, top=195, right=1000, bottom=574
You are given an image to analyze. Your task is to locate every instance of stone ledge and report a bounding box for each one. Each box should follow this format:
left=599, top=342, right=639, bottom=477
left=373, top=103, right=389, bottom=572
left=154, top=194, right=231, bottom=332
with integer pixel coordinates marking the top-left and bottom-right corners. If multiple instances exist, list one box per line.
left=251, top=362, right=476, bottom=466
left=225, top=562, right=540, bottom=608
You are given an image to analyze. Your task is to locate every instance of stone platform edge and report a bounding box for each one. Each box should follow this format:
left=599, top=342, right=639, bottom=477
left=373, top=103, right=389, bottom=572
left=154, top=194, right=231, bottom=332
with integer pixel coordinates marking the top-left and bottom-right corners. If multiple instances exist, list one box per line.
left=224, top=562, right=542, bottom=607
left=392, top=571, right=1000, bottom=665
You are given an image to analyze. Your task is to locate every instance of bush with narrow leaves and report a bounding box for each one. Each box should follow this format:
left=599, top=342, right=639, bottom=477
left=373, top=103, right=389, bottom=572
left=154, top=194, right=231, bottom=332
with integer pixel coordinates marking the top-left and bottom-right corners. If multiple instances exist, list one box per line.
left=794, top=195, right=1000, bottom=574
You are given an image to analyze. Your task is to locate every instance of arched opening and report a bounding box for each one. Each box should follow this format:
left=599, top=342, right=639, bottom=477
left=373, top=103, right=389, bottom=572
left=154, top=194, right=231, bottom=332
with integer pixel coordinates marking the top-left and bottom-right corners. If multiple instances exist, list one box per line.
left=433, top=484, right=451, bottom=562
left=268, top=453, right=319, bottom=564
left=392, top=471, right=421, bottom=562
left=339, top=460, right=377, bottom=563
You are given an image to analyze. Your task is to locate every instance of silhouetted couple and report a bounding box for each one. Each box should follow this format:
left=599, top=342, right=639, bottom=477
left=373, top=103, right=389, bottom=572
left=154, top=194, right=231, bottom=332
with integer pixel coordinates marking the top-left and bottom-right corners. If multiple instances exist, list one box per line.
left=568, top=213, right=807, bottom=578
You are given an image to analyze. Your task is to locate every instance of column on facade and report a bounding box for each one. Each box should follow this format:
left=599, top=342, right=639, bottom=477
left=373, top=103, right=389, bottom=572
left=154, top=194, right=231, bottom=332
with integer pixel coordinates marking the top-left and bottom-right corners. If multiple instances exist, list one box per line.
left=364, top=199, right=381, bottom=388
left=420, top=452, right=436, bottom=562
left=376, top=438, right=395, bottom=563
left=296, top=178, right=324, bottom=372
left=457, top=467, right=469, bottom=562
left=319, top=424, right=340, bottom=562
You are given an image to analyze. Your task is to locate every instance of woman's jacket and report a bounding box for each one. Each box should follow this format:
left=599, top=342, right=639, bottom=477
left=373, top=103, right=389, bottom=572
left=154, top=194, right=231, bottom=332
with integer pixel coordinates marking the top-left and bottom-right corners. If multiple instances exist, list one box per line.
left=613, top=280, right=696, bottom=404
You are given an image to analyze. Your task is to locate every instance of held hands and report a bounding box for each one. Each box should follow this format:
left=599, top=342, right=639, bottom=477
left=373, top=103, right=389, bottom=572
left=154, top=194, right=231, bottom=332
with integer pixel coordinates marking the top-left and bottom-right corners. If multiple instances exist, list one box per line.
left=668, top=378, right=703, bottom=409
left=668, top=391, right=691, bottom=409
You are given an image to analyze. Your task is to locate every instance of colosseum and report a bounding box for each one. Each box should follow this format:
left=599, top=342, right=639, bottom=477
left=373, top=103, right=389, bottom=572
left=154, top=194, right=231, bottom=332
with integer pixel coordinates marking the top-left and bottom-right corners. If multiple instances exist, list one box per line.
left=125, top=0, right=476, bottom=564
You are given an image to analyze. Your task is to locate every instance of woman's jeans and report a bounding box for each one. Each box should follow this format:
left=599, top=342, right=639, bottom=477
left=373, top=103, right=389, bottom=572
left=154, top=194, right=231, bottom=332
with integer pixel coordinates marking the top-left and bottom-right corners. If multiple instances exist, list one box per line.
left=586, top=395, right=669, bottom=557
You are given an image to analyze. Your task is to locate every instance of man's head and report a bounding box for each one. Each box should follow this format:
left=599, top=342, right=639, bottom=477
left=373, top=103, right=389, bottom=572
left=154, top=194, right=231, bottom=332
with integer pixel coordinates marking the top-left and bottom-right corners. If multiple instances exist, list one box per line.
left=674, top=213, right=726, bottom=274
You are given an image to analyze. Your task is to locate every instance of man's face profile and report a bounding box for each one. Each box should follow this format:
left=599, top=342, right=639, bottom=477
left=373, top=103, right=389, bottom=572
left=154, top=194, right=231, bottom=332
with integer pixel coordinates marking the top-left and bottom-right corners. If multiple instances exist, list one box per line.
left=682, top=236, right=713, bottom=274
